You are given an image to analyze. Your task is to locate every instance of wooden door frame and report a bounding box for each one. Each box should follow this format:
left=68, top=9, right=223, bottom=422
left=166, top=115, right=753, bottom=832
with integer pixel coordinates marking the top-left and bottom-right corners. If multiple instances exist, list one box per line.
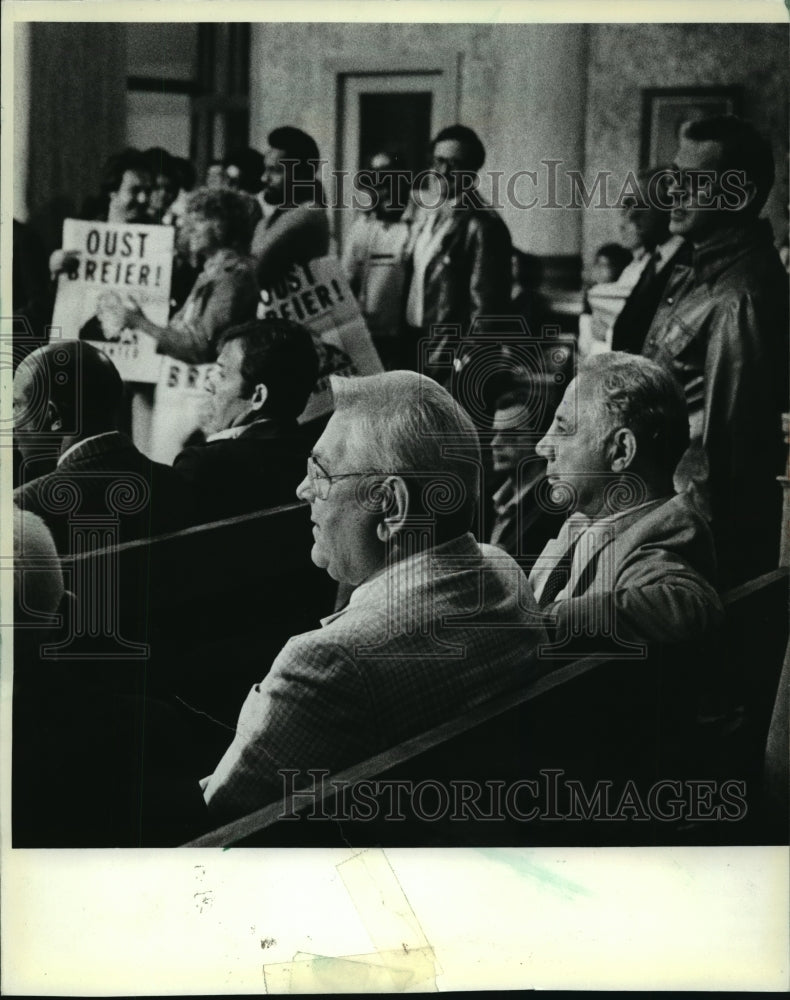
left=325, top=52, right=461, bottom=252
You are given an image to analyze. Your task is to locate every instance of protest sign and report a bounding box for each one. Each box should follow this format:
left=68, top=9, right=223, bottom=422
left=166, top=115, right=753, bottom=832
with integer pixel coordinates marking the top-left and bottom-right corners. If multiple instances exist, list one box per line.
left=148, top=359, right=213, bottom=464
left=51, top=219, right=173, bottom=382
left=257, top=256, right=383, bottom=423
left=147, top=255, right=383, bottom=462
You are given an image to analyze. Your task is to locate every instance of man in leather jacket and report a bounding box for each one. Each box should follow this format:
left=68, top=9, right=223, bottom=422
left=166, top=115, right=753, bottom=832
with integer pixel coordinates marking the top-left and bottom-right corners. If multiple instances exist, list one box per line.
left=642, top=116, right=789, bottom=587
left=404, top=124, right=512, bottom=383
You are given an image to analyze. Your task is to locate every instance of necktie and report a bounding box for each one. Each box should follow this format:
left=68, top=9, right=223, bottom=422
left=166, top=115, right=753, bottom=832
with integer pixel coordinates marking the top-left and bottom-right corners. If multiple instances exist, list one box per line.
left=538, top=532, right=584, bottom=607
left=611, top=249, right=660, bottom=354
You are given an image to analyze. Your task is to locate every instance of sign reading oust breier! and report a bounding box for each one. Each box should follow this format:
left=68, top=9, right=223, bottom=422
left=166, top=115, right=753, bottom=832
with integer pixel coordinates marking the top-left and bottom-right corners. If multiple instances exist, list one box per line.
left=51, top=219, right=174, bottom=382
left=257, top=256, right=383, bottom=423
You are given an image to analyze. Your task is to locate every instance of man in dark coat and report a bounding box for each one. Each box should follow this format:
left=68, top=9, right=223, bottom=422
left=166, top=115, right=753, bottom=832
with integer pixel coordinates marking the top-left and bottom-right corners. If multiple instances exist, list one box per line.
left=172, top=317, right=320, bottom=523
left=642, top=116, right=789, bottom=587
left=488, top=384, right=569, bottom=574
left=13, top=341, right=195, bottom=554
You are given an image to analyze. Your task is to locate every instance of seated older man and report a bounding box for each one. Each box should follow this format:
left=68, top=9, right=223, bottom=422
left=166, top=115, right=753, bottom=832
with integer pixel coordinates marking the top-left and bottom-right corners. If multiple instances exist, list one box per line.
left=202, top=370, right=547, bottom=821
left=529, top=352, right=723, bottom=647
left=13, top=341, right=195, bottom=553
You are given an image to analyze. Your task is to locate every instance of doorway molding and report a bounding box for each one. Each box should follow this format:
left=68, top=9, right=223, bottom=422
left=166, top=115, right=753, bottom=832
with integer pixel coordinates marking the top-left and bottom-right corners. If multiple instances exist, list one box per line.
left=324, top=51, right=461, bottom=250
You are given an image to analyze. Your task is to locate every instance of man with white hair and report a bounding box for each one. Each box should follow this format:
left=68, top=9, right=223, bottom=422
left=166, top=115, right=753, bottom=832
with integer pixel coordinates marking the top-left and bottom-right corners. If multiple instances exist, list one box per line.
left=202, top=370, right=547, bottom=821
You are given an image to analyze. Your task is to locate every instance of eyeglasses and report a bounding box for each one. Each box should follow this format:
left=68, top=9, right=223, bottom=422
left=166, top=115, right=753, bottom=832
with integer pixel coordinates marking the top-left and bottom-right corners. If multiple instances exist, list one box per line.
left=306, top=454, right=393, bottom=501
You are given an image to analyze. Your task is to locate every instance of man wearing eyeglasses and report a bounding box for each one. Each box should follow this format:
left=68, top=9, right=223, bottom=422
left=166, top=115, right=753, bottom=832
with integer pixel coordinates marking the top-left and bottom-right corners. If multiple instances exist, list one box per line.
left=404, top=124, right=512, bottom=380
left=641, top=115, right=789, bottom=588
left=201, top=370, right=547, bottom=822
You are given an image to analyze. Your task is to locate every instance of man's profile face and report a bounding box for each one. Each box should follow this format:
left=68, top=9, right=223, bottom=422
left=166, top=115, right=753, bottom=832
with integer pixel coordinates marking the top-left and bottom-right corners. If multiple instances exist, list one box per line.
left=108, top=169, right=152, bottom=223
left=261, top=147, right=288, bottom=205
left=203, top=338, right=255, bottom=434
left=295, top=413, right=382, bottom=586
left=491, top=404, right=539, bottom=475
left=536, top=376, right=612, bottom=518
left=13, top=356, right=51, bottom=459
left=668, top=136, right=726, bottom=242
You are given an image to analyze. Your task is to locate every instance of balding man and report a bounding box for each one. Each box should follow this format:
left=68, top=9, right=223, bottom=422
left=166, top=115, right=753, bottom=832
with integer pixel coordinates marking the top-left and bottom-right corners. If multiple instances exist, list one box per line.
left=13, top=341, right=195, bottom=553
left=530, top=352, right=723, bottom=646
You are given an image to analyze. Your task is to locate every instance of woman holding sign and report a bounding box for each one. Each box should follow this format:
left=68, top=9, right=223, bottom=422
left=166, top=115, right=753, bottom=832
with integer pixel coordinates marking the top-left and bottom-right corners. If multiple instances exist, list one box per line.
left=119, top=188, right=260, bottom=365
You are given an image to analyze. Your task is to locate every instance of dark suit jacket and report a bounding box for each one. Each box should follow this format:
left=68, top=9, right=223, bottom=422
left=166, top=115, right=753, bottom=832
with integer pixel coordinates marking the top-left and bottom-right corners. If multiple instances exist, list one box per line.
left=405, top=193, right=512, bottom=380
left=611, top=239, right=690, bottom=354
left=14, top=431, right=196, bottom=554
left=173, top=418, right=310, bottom=524
left=489, top=470, right=569, bottom=576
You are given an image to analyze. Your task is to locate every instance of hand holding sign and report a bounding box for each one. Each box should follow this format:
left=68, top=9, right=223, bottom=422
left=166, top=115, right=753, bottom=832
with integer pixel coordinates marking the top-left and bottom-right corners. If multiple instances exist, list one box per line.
left=119, top=294, right=150, bottom=332
left=49, top=249, right=82, bottom=279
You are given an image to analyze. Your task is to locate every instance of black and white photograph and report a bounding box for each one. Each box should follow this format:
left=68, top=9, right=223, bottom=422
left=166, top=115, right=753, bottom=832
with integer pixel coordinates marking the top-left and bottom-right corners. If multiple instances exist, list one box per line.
left=3, top=1, right=789, bottom=992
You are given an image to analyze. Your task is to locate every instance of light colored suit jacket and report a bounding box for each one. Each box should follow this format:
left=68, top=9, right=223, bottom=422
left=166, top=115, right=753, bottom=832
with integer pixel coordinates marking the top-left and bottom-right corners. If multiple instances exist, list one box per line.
left=531, top=493, right=724, bottom=646
left=203, top=532, right=547, bottom=820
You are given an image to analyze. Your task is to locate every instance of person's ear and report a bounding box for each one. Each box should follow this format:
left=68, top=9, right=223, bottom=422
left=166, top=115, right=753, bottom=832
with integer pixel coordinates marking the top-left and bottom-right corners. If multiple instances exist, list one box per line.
left=47, top=402, right=62, bottom=433
left=739, top=178, right=759, bottom=213
left=375, top=476, right=410, bottom=542
left=250, top=383, right=268, bottom=411
left=608, top=427, right=637, bottom=472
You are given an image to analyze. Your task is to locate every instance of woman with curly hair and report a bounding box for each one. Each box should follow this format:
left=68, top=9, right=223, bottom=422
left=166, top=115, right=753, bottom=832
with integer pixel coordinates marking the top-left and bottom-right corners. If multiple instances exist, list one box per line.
left=119, top=187, right=260, bottom=364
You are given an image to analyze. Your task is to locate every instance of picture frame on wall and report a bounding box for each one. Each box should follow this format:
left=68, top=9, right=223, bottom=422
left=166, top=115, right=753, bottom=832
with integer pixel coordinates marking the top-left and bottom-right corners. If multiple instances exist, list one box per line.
left=640, top=85, right=742, bottom=166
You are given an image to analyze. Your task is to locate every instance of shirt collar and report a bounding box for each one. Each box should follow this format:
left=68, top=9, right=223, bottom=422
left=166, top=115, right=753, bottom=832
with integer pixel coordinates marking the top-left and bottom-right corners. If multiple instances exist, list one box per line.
left=205, top=415, right=271, bottom=443
left=655, top=234, right=685, bottom=268
left=58, top=431, right=118, bottom=466
left=493, top=467, right=545, bottom=512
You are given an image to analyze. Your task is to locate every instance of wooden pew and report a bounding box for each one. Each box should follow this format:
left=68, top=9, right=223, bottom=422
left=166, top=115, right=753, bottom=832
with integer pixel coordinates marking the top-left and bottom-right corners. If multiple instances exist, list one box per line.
left=57, top=501, right=336, bottom=762
left=14, top=501, right=338, bottom=847
left=187, top=567, right=789, bottom=849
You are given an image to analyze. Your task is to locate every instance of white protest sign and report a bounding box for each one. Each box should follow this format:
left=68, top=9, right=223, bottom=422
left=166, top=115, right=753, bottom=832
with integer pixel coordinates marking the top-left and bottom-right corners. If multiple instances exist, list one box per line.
left=148, top=360, right=213, bottom=464
left=256, top=256, right=383, bottom=424
left=51, top=219, right=174, bottom=382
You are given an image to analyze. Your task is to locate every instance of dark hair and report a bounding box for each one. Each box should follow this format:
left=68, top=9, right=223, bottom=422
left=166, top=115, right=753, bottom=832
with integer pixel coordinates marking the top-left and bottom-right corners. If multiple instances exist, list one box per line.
left=268, top=126, right=320, bottom=178
left=219, top=318, right=319, bottom=420
left=175, top=156, right=197, bottom=192
left=580, top=352, right=690, bottom=476
left=99, top=148, right=151, bottom=198
left=25, top=341, right=124, bottom=433
left=225, top=147, right=266, bottom=193
left=432, top=124, right=486, bottom=172
left=595, top=242, right=633, bottom=279
left=681, top=115, right=775, bottom=215
left=144, top=147, right=178, bottom=183
left=184, top=187, right=254, bottom=253
left=494, top=385, right=533, bottom=411
left=494, top=382, right=555, bottom=436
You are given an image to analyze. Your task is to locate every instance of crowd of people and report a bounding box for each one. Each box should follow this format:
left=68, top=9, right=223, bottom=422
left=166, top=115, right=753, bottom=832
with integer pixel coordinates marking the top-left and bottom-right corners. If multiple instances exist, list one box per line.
left=11, top=111, right=790, bottom=844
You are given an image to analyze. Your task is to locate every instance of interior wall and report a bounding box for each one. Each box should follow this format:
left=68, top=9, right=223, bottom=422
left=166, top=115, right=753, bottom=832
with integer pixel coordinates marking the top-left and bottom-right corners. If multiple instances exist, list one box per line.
left=249, top=22, right=588, bottom=258
left=26, top=22, right=128, bottom=253
left=582, top=23, right=790, bottom=263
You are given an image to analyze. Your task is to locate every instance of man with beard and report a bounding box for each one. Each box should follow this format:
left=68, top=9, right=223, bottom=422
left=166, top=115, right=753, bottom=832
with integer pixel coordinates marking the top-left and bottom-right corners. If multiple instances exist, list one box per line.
left=250, top=126, right=330, bottom=285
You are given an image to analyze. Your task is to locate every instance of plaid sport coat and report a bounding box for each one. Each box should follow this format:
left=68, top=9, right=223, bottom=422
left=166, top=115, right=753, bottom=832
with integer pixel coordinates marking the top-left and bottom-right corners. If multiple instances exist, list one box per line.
left=203, top=532, right=548, bottom=821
